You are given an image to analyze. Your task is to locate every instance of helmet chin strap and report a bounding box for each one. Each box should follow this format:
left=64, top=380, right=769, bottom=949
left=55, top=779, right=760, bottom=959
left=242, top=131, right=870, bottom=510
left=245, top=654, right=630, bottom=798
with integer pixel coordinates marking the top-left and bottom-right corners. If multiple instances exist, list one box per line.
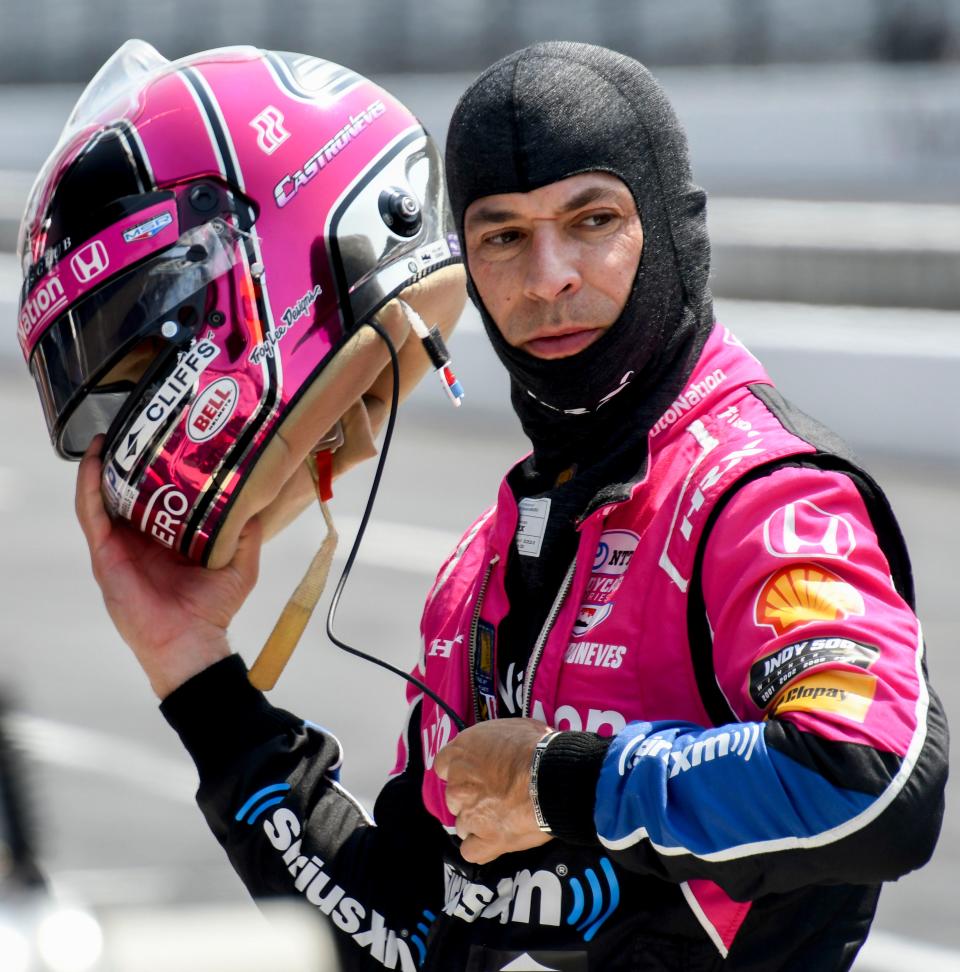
left=247, top=451, right=339, bottom=691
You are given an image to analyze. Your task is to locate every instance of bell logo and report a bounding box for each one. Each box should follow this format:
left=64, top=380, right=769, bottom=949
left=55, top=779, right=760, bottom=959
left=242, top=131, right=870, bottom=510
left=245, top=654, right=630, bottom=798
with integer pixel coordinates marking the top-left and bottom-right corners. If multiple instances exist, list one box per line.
left=764, top=500, right=856, bottom=561
left=69, top=240, right=110, bottom=284
left=250, top=105, right=290, bottom=155
left=755, top=563, right=865, bottom=635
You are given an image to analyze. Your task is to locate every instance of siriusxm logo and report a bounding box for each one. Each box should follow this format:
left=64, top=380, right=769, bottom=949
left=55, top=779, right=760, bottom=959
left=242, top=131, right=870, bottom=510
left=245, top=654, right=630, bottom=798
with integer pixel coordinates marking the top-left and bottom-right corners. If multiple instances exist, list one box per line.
left=619, top=724, right=762, bottom=779
left=443, top=857, right=620, bottom=943
left=260, top=803, right=417, bottom=971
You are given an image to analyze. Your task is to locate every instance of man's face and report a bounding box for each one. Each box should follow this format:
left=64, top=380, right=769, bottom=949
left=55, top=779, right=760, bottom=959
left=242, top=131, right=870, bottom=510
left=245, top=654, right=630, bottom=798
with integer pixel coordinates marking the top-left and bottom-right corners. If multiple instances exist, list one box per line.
left=463, top=172, right=643, bottom=360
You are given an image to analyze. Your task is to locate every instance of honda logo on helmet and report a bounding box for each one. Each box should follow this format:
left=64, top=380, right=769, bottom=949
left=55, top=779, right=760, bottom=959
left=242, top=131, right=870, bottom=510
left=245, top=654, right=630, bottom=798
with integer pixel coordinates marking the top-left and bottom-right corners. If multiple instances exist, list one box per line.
left=69, top=240, right=110, bottom=284
left=250, top=105, right=290, bottom=155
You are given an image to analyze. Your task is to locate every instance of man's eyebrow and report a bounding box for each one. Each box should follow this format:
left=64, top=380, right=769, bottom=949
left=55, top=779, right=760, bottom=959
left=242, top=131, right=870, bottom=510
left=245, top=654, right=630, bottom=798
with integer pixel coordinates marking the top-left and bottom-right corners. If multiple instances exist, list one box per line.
left=466, top=186, right=627, bottom=228
left=557, top=185, right=624, bottom=213
left=466, top=204, right=522, bottom=228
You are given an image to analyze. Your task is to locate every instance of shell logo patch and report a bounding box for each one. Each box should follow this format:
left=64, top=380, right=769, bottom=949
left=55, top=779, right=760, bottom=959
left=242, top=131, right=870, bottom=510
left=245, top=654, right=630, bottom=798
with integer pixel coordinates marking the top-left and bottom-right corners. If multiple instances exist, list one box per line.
left=770, top=670, right=877, bottom=723
left=755, top=564, right=865, bottom=635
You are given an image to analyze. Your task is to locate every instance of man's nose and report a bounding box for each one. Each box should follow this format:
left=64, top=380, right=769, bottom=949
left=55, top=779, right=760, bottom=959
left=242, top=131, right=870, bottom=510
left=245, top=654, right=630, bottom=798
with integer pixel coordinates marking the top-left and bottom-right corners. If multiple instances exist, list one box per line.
left=523, top=227, right=581, bottom=302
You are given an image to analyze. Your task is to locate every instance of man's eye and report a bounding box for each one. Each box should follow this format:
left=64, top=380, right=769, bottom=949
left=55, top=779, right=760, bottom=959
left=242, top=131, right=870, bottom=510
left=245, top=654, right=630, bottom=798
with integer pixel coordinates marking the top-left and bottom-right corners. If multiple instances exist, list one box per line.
left=484, top=229, right=523, bottom=246
left=579, top=211, right=616, bottom=228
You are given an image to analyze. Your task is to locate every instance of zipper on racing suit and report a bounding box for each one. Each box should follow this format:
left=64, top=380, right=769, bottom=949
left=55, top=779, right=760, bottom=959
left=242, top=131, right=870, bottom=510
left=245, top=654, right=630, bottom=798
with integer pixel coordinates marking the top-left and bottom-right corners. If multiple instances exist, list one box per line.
left=522, top=558, right=577, bottom=718
left=468, top=554, right=500, bottom=723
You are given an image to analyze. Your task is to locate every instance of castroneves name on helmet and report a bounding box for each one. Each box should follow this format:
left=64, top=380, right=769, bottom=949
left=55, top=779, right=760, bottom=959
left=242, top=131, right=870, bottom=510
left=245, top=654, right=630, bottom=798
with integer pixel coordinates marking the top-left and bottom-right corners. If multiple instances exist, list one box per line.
left=274, top=100, right=387, bottom=208
left=264, top=807, right=418, bottom=971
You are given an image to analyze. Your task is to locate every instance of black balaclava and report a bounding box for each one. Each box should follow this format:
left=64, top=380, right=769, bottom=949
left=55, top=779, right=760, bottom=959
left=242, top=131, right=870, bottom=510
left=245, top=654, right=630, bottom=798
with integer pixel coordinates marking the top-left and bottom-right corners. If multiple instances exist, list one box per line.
left=446, top=41, right=715, bottom=465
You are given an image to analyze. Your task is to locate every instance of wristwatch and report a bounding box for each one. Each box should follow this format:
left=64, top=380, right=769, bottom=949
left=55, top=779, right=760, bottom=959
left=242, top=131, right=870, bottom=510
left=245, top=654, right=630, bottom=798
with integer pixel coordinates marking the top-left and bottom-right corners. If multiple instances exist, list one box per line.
left=529, top=730, right=562, bottom=833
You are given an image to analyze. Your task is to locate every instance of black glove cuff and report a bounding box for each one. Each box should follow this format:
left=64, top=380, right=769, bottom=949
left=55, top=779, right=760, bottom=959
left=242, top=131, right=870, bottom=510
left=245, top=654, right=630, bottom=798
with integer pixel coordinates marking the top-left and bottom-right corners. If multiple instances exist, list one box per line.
left=534, top=730, right=612, bottom=844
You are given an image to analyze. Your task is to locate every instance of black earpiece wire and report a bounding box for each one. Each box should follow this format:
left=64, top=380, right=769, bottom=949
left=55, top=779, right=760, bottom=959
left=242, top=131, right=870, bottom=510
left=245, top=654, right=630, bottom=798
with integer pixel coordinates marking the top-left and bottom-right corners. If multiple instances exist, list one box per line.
left=324, top=319, right=467, bottom=732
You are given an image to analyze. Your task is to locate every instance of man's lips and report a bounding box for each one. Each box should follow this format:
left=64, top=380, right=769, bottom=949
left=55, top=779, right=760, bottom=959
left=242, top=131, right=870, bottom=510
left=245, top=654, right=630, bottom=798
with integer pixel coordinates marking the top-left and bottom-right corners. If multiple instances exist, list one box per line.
left=521, top=326, right=605, bottom=359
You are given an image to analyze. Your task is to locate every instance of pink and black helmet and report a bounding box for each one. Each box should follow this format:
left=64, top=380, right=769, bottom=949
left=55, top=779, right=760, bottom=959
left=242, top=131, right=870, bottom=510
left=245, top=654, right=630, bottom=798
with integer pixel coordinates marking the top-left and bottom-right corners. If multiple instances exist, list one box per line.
left=18, top=41, right=465, bottom=566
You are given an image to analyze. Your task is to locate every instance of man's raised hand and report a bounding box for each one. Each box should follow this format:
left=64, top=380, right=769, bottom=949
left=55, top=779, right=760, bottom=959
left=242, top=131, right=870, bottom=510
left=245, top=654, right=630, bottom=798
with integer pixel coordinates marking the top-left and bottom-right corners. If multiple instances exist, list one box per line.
left=75, top=436, right=263, bottom=698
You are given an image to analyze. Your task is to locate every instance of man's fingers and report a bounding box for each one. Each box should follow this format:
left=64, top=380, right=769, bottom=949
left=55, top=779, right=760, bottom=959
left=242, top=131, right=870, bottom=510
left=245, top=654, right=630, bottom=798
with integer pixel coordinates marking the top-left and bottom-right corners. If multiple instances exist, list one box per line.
left=231, top=516, right=263, bottom=590
left=459, top=834, right=496, bottom=866
left=434, top=745, right=452, bottom=781
left=75, top=436, right=110, bottom=550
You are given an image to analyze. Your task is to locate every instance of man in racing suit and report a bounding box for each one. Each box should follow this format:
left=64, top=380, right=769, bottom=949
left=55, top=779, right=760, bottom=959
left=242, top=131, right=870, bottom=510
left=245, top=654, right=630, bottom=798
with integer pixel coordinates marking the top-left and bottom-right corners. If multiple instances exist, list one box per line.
left=76, top=42, right=947, bottom=971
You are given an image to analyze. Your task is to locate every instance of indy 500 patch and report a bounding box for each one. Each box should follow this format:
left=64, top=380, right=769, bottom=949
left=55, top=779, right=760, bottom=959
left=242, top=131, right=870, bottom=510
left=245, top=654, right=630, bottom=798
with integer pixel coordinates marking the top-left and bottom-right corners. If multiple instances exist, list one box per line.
left=750, top=636, right=879, bottom=708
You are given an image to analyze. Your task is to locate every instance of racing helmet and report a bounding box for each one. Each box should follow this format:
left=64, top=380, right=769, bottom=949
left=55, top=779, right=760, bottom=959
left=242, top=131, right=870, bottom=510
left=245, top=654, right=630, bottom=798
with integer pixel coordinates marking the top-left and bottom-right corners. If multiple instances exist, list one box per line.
left=18, top=41, right=465, bottom=567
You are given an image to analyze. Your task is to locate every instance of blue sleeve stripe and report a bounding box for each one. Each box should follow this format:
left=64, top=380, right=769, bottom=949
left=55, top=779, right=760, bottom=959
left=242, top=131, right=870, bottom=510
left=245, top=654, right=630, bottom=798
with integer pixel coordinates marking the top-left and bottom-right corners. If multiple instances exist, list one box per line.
left=596, top=721, right=878, bottom=857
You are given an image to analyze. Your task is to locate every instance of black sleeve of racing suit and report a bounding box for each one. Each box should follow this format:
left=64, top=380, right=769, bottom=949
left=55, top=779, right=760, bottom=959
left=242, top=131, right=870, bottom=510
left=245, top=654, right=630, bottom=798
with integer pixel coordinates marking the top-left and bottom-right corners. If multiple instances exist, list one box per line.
left=161, top=654, right=448, bottom=972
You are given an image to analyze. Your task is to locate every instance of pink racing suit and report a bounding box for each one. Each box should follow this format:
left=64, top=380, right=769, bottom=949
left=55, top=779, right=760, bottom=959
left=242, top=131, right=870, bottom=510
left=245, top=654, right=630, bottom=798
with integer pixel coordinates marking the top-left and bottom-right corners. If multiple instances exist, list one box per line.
left=162, top=323, right=946, bottom=972
left=397, top=323, right=947, bottom=963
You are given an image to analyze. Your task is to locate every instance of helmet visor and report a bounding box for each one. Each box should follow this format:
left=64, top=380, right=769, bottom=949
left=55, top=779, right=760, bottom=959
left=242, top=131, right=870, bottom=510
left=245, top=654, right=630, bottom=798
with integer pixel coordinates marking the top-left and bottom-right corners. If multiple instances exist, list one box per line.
left=30, top=219, right=245, bottom=458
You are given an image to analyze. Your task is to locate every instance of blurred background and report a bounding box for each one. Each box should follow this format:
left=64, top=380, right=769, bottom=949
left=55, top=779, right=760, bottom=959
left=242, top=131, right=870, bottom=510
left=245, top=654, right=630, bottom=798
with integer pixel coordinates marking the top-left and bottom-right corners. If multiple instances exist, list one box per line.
left=0, top=1, right=957, bottom=969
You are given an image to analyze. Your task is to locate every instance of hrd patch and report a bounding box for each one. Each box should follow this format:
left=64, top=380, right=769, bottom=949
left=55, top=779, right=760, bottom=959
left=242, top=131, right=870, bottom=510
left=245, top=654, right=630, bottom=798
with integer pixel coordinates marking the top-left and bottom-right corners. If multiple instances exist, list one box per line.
left=750, top=637, right=879, bottom=708
left=770, top=671, right=877, bottom=723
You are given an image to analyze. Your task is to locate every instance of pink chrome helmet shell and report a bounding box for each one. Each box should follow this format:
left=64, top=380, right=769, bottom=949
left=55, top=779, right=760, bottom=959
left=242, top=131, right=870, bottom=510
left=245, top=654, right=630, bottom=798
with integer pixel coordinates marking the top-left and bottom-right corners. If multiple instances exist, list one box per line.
left=19, top=41, right=464, bottom=565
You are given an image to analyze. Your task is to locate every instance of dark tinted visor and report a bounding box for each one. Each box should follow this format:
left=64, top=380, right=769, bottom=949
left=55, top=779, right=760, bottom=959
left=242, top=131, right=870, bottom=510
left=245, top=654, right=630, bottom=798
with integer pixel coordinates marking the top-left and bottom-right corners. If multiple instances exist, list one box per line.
left=30, top=219, right=244, bottom=458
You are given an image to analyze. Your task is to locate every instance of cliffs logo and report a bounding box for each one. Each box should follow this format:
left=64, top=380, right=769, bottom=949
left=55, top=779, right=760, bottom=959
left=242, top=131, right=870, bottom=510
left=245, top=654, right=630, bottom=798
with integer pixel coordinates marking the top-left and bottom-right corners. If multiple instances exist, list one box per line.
left=755, top=564, right=865, bottom=635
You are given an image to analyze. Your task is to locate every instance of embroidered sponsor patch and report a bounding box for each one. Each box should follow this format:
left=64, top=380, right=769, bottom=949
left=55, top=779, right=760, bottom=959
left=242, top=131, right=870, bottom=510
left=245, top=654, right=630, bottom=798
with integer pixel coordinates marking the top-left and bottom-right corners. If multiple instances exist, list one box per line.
left=579, top=529, right=640, bottom=610
left=754, top=564, right=865, bottom=635
left=571, top=603, right=613, bottom=637
left=750, top=637, right=880, bottom=708
left=475, top=620, right=497, bottom=720
left=592, top=529, right=638, bottom=576
left=770, top=671, right=877, bottom=723
left=763, top=500, right=856, bottom=561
